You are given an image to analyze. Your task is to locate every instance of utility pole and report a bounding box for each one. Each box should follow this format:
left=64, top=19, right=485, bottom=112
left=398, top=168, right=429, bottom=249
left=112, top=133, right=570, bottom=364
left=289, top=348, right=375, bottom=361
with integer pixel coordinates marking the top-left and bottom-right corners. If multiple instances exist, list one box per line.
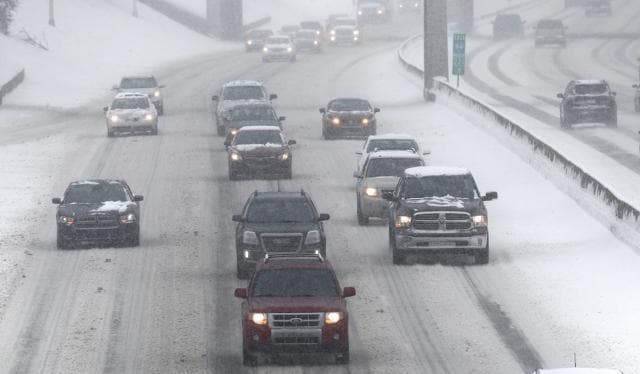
left=423, top=0, right=449, bottom=101
left=133, top=0, right=139, bottom=17
left=48, top=0, right=55, bottom=27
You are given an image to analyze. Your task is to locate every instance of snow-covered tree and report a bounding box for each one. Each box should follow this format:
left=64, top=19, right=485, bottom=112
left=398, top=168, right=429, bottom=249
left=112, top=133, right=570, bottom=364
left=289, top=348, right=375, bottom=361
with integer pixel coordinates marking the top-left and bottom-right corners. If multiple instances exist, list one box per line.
left=0, top=0, right=19, bottom=35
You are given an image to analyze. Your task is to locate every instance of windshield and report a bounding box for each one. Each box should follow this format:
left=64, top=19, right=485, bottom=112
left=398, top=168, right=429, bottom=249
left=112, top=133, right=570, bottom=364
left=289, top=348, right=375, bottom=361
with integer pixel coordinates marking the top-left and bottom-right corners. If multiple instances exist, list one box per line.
left=366, top=139, right=418, bottom=152
left=402, top=175, right=477, bottom=199
left=267, top=37, right=290, bottom=44
left=296, top=31, right=317, bottom=38
left=64, top=183, right=129, bottom=203
left=366, top=158, right=423, bottom=178
left=120, top=77, right=157, bottom=89
left=329, top=99, right=371, bottom=111
left=252, top=269, right=339, bottom=297
left=231, top=106, right=277, bottom=121
left=246, top=199, right=315, bottom=223
left=574, top=84, right=608, bottom=95
left=234, top=130, right=283, bottom=145
left=300, top=22, right=320, bottom=29
left=247, top=30, right=272, bottom=38
left=111, top=98, right=149, bottom=109
left=222, top=86, right=266, bottom=100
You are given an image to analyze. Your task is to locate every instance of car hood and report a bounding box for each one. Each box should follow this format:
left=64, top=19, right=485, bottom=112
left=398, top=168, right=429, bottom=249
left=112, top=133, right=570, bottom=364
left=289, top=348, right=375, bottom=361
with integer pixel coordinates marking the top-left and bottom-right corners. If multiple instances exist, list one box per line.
left=58, top=201, right=136, bottom=217
left=328, top=110, right=371, bottom=116
left=248, top=296, right=344, bottom=312
left=265, top=43, right=292, bottom=49
left=400, top=196, right=483, bottom=214
left=232, top=144, right=288, bottom=155
left=361, top=176, right=400, bottom=189
left=220, top=99, right=266, bottom=112
left=242, top=222, right=319, bottom=234
left=229, top=120, right=280, bottom=128
left=119, top=87, right=155, bottom=95
left=109, top=108, right=153, bottom=118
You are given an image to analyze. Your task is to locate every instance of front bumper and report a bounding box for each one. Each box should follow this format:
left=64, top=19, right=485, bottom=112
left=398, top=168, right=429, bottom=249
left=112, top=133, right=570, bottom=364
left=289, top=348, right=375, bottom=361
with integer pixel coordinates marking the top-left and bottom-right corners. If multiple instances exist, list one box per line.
left=243, top=320, right=348, bottom=355
left=535, top=36, right=566, bottom=44
left=108, top=119, right=157, bottom=132
left=263, top=51, right=295, bottom=60
left=238, top=244, right=324, bottom=267
left=329, top=35, right=360, bottom=44
left=230, top=158, right=291, bottom=177
left=394, top=231, right=488, bottom=252
left=567, top=105, right=614, bottom=121
left=325, top=120, right=374, bottom=136
left=58, top=223, right=138, bottom=244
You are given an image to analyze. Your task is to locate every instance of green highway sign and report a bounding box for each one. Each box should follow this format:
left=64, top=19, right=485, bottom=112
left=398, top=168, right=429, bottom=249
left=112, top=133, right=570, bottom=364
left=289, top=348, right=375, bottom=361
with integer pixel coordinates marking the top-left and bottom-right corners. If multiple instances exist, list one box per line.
left=452, top=33, right=466, bottom=76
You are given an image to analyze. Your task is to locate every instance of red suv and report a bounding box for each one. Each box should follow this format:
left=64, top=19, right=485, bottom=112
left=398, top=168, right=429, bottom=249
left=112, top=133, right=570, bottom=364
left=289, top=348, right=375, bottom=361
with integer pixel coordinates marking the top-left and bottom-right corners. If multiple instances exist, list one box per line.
left=234, top=254, right=356, bottom=366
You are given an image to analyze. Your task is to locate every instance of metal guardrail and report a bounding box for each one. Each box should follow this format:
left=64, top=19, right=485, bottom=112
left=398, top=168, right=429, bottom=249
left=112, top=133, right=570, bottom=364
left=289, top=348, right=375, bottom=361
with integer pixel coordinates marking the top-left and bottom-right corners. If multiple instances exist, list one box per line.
left=0, top=69, right=25, bottom=106
left=397, top=36, right=640, bottom=222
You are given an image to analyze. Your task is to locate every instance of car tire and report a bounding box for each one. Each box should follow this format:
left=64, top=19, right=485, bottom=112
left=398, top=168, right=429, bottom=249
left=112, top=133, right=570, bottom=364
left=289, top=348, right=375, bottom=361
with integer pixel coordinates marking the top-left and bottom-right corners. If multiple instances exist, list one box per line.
left=237, top=259, right=251, bottom=279
left=284, top=167, right=293, bottom=180
left=389, top=228, right=405, bottom=265
left=150, top=126, right=158, bottom=136
left=56, top=233, right=71, bottom=249
left=475, top=246, right=489, bottom=265
left=335, top=343, right=350, bottom=364
left=157, top=105, right=164, bottom=116
left=356, top=197, right=369, bottom=225
left=107, top=128, right=115, bottom=137
left=607, top=110, right=617, bottom=127
left=242, top=348, right=258, bottom=367
left=229, top=168, right=240, bottom=181
left=128, top=229, right=140, bottom=247
left=262, top=57, right=269, bottom=63
left=217, top=125, right=226, bottom=136
left=290, top=55, right=297, bottom=62
left=322, top=126, right=333, bottom=140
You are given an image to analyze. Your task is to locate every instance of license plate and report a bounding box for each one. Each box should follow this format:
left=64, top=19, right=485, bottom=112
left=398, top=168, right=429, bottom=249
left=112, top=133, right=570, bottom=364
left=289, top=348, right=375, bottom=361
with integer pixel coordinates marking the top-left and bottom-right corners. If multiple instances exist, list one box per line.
left=430, top=241, right=449, bottom=247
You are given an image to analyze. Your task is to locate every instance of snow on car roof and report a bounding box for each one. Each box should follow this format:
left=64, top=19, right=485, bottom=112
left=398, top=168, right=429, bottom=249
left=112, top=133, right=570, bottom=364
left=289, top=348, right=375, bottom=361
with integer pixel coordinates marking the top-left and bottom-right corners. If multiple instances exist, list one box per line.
left=367, top=133, right=416, bottom=141
left=232, top=100, right=274, bottom=108
left=237, top=125, right=281, bottom=132
left=70, top=179, right=123, bottom=185
left=573, top=79, right=606, bottom=85
left=223, top=80, right=263, bottom=87
left=367, top=150, right=422, bottom=159
left=404, top=166, right=469, bottom=177
left=114, top=92, right=149, bottom=99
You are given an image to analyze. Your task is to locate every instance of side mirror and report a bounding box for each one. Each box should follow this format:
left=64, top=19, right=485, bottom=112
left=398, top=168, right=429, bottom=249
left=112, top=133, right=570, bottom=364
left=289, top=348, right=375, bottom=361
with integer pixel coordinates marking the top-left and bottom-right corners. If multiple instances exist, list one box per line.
left=353, top=171, right=363, bottom=178
left=556, top=93, right=564, bottom=99
left=211, top=95, right=219, bottom=101
left=482, top=191, right=498, bottom=201
left=382, top=191, right=395, bottom=201
left=278, top=116, right=286, bottom=122
left=133, top=195, right=144, bottom=202
left=234, top=288, right=248, bottom=299
left=52, top=197, right=61, bottom=204
left=224, top=139, right=231, bottom=147
left=232, top=214, right=243, bottom=222
left=319, top=108, right=326, bottom=114
left=318, top=213, right=330, bottom=221
left=269, top=94, right=278, bottom=100
left=355, top=151, right=362, bottom=155
left=373, top=107, right=380, bottom=113
left=422, top=148, right=431, bottom=155
left=287, top=139, right=297, bottom=145
left=342, top=287, right=356, bottom=298
left=102, top=106, right=109, bottom=112
left=111, top=85, right=119, bottom=91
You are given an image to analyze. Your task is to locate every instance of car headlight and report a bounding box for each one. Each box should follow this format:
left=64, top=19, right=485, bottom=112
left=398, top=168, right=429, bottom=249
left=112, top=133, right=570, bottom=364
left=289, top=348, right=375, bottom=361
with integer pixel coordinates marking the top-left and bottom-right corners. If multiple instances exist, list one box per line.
left=472, top=215, right=488, bottom=228
left=313, top=40, right=318, bottom=45
left=304, top=230, right=321, bottom=245
left=358, top=10, right=363, bottom=15
left=110, top=115, right=119, bottom=123
left=354, top=36, right=359, bottom=41
left=119, top=213, right=136, bottom=224
left=153, top=90, right=160, bottom=97
left=242, top=230, right=258, bottom=245
left=287, top=47, right=293, bottom=52
left=331, top=117, right=340, bottom=125
left=325, top=311, right=342, bottom=324
left=364, top=187, right=378, bottom=197
left=330, top=35, right=336, bottom=41
left=361, top=117, right=369, bottom=125
left=247, top=40, right=253, bottom=45
left=263, top=47, right=268, bottom=52
left=315, top=30, right=320, bottom=35
left=230, top=152, right=242, bottom=161
left=395, top=215, right=412, bottom=228
left=353, top=29, right=360, bottom=35
left=58, top=216, right=75, bottom=225
left=144, top=113, right=154, bottom=121
left=278, top=152, right=289, bottom=161
left=230, top=128, right=238, bottom=135
left=377, top=9, right=384, bottom=14
left=330, top=30, right=336, bottom=35
left=250, top=312, right=268, bottom=325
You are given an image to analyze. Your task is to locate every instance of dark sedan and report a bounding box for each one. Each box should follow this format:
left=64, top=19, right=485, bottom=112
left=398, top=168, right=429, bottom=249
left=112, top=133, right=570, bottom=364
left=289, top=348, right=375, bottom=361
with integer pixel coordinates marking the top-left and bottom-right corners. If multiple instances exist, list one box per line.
left=52, top=180, right=143, bottom=249
left=227, top=126, right=296, bottom=180
left=320, top=97, right=379, bottom=139
left=223, top=102, right=285, bottom=146
left=294, top=29, right=322, bottom=52
left=244, top=29, right=274, bottom=51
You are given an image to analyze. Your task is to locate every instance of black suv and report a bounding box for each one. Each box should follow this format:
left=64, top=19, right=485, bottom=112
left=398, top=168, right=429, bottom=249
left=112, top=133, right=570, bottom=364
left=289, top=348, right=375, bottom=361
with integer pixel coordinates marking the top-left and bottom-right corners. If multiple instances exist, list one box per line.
left=223, top=102, right=285, bottom=146
left=320, top=98, right=379, bottom=139
left=232, top=191, right=330, bottom=278
left=383, top=166, right=497, bottom=265
left=534, top=19, right=566, bottom=47
left=52, top=180, right=143, bottom=249
left=227, top=126, right=296, bottom=180
left=557, top=79, right=617, bottom=128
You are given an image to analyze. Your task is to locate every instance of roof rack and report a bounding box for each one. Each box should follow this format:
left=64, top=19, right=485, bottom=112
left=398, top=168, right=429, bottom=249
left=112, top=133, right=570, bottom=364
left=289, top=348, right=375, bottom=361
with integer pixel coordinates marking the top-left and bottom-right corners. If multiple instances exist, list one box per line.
left=264, top=252, right=324, bottom=263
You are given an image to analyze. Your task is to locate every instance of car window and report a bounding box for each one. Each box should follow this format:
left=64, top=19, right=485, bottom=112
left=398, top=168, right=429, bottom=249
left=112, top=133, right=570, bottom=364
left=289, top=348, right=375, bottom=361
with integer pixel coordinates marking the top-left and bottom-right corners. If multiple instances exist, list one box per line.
left=222, top=86, right=266, bottom=100
left=231, top=106, right=277, bottom=121
left=111, top=98, right=150, bottom=109
left=120, top=77, right=157, bottom=89
left=246, top=199, right=315, bottom=223
left=365, top=158, right=424, bottom=178
left=252, top=269, right=339, bottom=297
left=328, top=99, right=371, bottom=111
left=574, top=84, right=608, bottom=95
left=402, top=175, right=478, bottom=199
left=366, top=139, right=418, bottom=153
left=234, top=130, right=283, bottom=145
left=296, top=31, right=317, bottom=38
left=64, top=183, right=129, bottom=203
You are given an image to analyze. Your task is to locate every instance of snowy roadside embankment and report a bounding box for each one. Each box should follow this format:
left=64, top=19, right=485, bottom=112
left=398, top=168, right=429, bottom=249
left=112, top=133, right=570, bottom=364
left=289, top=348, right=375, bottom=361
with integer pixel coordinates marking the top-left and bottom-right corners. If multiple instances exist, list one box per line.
left=398, top=36, right=640, bottom=242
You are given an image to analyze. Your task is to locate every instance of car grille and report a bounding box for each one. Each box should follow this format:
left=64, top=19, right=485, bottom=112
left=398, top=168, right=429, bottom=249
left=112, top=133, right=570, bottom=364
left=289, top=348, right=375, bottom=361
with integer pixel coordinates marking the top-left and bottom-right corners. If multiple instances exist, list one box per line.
left=76, top=214, right=118, bottom=229
left=413, top=211, right=472, bottom=231
left=270, top=313, right=323, bottom=328
left=260, top=233, right=303, bottom=252
left=243, top=155, right=280, bottom=168
left=269, top=47, right=286, bottom=53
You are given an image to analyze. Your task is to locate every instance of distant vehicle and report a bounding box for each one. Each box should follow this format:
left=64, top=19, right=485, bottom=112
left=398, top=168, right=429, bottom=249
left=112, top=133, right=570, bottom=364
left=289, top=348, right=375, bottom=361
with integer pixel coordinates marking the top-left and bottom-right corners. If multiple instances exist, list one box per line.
left=384, top=166, right=498, bottom=265
left=397, top=0, right=422, bottom=12
left=211, top=80, right=277, bottom=136
left=279, top=24, right=301, bottom=37
left=294, top=29, right=323, bottom=52
left=557, top=79, right=617, bottom=128
left=234, top=253, right=354, bottom=366
left=633, top=83, right=640, bottom=112
left=325, top=13, right=350, bottom=30
left=113, top=75, right=165, bottom=115
left=232, top=191, right=330, bottom=278
left=357, top=0, right=391, bottom=23
left=356, top=133, right=427, bottom=174
left=299, top=21, right=324, bottom=37
left=532, top=368, right=623, bottom=374
left=354, top=150, right=425, bottom=225
left=492, top=13, right=525, bottom=40
left=227, top=126, right=296, bottom=180
left=52, top=180, right=143, bottom=249
left=244, top=29, right=274, bottom=51
left=224, top=102, right=285, bottom=146
left=564, top=0, right=588, bottom=7
left=534, top=19, right=566, bottom=47
left=327, top=17, right=361, bottom=44
left=320, top=98, right=379, bottom=139
left=103, top=92, right=158, bottom=137
left=262, top=36, right=296, bottom=62
left=585, top=0, right=612, bottom=16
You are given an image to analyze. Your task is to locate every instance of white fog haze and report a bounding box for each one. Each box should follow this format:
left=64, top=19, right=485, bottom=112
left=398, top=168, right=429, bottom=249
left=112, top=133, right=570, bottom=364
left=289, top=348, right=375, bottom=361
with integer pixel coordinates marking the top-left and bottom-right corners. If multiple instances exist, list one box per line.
left=0, top=0, right=638, bottom=373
